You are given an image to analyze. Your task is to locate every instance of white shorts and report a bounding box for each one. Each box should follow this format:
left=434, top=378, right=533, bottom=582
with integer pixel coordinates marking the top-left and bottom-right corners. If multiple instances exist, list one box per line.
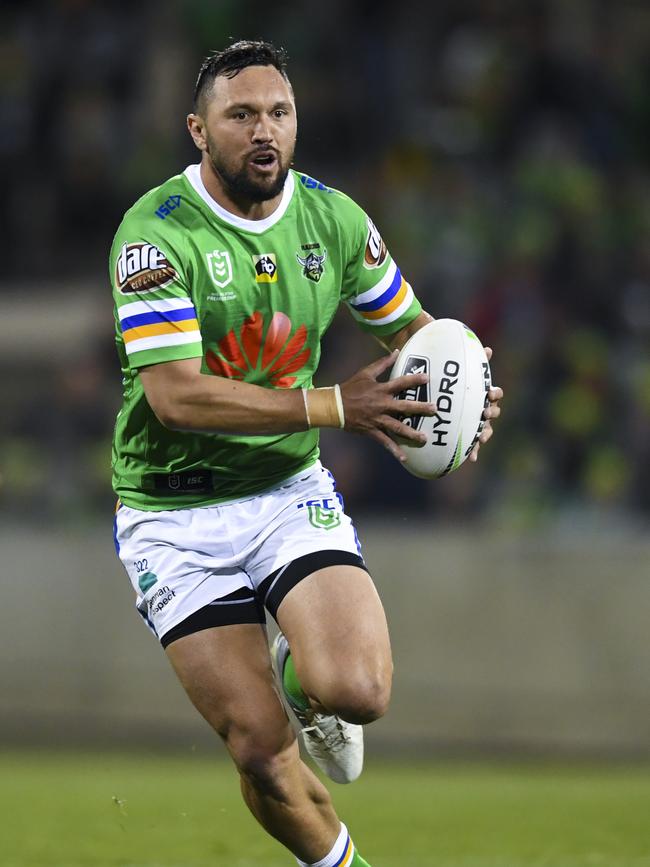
left=113, top=462, right=365, bottom=647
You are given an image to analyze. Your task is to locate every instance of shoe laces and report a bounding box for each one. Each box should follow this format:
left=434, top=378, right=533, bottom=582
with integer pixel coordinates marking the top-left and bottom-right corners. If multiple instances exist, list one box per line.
left=303, top=718, right=351, bottom=751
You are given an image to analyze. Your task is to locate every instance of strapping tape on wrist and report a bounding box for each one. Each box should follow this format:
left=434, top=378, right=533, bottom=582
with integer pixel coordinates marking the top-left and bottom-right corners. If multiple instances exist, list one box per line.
left=302, top=384, right=345, bottom=429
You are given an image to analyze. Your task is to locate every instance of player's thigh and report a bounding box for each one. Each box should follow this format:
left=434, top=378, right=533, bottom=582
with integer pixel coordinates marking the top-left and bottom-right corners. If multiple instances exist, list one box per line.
left=275, top=564, right=393, bottom=714
left=165, top=623, right=296, bottom=764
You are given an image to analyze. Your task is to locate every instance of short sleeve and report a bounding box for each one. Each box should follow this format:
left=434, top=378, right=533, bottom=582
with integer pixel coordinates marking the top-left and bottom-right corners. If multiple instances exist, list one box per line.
left=340, top=206, right=422, bottom=338
left=110, top=231, right=203, bottom=370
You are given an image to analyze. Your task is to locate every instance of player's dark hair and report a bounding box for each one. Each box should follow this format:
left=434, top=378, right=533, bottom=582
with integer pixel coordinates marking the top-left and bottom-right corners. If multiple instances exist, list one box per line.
left=193, top=40, right=290, bottom=113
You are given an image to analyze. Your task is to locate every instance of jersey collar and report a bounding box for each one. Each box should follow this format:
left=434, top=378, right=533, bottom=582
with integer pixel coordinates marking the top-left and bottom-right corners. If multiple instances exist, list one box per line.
left=183, top=163, right=295, bottom=234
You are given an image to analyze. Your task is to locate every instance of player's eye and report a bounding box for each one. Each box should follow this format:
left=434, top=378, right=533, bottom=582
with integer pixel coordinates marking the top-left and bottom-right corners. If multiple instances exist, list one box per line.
left=234, top=111, right=249, bottom=120
left=274, top=110, right=287, bottom=118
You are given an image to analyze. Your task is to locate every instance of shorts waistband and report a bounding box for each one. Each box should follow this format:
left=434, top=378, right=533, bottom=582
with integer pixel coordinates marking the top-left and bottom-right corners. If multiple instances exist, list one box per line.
left=140, top=460, right=321, bottom=501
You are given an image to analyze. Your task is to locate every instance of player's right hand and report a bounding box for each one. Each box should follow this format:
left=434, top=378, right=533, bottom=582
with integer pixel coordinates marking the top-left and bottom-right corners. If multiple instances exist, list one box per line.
left=340, top=351, right=436, bottom=463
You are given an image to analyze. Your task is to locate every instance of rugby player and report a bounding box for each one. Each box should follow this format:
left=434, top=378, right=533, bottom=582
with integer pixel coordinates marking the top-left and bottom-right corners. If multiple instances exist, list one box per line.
left=110, top=40, right=502, bottom=867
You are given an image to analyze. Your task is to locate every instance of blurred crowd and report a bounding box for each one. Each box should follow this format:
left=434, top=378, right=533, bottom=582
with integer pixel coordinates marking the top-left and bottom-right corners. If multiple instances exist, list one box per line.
left=1, top=0, right=649, bottom=526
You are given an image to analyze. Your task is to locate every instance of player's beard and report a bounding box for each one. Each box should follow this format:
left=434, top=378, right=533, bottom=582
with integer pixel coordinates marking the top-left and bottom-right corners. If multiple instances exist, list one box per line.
left=206, top=139, right=293, bottom=204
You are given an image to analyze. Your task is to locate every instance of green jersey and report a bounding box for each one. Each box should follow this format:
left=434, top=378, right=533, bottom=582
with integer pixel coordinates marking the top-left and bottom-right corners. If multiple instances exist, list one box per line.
left=110, top=165, right=422, bottom=510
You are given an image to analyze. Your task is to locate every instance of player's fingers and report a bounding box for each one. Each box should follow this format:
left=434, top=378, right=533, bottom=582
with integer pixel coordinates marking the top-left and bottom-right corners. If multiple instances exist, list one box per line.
left=478, top=420, right=493, bottom=444
left=362, top=350, right=399, bottom=380
left=385, top=372, right=429, bottom=394
left=379, top=415, right=427, bottom=445
left=367, top=428, right=407, bottom=463
left=469, top=420, right=493, bottom=462
left=488, top=385, right=503, bottom=402
left=483, top=403, right=501, bottom=420
left=389, top=399, right=435, bottom=418
left=485, top=346, right=493, bottom=361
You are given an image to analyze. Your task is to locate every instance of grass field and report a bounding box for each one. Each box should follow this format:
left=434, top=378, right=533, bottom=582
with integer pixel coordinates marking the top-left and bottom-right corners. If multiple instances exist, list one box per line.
left=2, top=750, right=650, bottom=867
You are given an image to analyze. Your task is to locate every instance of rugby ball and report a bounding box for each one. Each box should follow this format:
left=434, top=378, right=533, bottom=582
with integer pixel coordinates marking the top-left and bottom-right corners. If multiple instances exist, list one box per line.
left=390, top=318, right=491, bottom=479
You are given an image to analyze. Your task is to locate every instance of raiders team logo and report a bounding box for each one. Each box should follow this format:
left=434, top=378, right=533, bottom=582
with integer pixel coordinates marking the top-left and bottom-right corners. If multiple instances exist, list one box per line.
left=115, top=242, right=176, bottom=293
left=296, top=242, right=327, bottom=283
left=363, top=217, right=387, bottom=269
left=253, top=253, right=278, bottom=283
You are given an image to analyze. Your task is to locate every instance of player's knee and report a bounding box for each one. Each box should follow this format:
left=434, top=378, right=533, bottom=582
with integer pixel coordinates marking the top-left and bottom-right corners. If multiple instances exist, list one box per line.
left=323, top=666, right=392, bottom=724
left=228, top=729, right=297, bottom=800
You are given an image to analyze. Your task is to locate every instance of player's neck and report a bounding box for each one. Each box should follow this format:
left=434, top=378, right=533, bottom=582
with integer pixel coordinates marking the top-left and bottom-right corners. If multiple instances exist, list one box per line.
left=199, top=158, right=284, bottom=221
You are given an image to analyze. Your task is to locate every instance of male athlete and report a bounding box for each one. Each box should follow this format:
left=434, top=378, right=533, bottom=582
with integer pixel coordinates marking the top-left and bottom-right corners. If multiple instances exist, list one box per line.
left=110, top=40, right=502, bottom=867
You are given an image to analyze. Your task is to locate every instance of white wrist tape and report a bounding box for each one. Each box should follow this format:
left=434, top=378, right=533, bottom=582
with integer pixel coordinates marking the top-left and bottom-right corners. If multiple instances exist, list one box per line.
left=301, top=387, right=312, bottom=427
left=302, top=385, right=345, bottom=429
left=333, top=384, right=345, bottom=429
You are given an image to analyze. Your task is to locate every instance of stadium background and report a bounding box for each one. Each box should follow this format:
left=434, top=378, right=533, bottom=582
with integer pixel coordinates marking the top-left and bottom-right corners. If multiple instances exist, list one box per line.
left=1, top=1, right=650, bottom=864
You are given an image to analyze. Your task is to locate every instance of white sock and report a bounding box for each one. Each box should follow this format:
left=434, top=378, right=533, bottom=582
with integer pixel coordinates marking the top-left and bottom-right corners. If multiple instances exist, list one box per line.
left=296, top=822, right=354, bottom=867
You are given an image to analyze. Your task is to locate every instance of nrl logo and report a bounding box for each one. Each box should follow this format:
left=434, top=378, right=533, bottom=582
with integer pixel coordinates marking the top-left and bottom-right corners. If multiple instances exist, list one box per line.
left=206, top=249, right=233, bottom=288
left=296, top=243, right=327, bottom=283
left=308, top=505, right=341, bottom=530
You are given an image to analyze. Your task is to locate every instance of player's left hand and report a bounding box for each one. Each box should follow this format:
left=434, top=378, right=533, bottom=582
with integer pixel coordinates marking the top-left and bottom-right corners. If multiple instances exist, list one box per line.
left=468, top=347, right=503, bottom=463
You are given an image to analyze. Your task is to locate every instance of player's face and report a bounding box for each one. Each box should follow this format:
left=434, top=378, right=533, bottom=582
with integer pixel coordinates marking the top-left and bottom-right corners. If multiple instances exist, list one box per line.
left=200, top=65, right=297, bottom=203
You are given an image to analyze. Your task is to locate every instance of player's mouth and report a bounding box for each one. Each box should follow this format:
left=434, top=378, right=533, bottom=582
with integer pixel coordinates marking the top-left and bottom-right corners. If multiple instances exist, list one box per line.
left=249, top=150, right=278, bottom=174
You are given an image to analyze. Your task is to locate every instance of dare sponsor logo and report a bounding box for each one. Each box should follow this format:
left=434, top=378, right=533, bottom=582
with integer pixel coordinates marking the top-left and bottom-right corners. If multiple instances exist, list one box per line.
left=363, top=217, right=387, bottom=269
left=116, top=242, right=176, bottom=294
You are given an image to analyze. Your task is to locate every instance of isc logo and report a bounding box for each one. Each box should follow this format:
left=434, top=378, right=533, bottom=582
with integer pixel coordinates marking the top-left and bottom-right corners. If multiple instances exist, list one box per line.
left=155, top=195, right=182, bottom=219
left=299, top=175, right=334, bottom=194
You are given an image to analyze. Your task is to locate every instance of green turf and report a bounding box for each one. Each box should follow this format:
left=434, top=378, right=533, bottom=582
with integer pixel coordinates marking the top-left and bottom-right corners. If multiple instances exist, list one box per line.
left=2, top=751, right=650, bottom=866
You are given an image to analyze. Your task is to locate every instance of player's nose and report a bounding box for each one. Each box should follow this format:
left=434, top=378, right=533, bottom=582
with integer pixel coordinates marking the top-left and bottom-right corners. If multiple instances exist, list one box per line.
left=251, top=117, right=273, bottom=143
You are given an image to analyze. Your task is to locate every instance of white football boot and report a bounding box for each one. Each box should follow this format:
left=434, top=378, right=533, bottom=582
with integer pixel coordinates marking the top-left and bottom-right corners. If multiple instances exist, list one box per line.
left=270, top=631, right=364, bottom=784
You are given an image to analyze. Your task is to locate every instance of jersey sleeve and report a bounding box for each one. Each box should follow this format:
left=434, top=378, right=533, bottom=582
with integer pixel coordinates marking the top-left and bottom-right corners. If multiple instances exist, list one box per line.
left=110, top=217, right=203, bottom=370
left=339, top=202, right=422, bottom=338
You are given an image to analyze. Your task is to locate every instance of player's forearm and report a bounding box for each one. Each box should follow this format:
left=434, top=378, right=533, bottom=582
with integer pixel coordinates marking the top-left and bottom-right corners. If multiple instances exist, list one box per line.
left=140, top=359, right=345, bottom=435
left=380, top=310, right=434, bottom=352
left=152, top=374, right=309, bottom=435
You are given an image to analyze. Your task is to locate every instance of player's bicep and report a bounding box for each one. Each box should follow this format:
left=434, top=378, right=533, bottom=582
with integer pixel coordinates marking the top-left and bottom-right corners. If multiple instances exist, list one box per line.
left=111, top=237, right=203, bottom=369
left=340, top=212, right=423, bottom=341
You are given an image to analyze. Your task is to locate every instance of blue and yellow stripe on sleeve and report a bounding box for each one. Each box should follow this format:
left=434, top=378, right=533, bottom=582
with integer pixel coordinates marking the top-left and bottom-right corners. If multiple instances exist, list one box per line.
left=348, top=261, right=415, bottom=326
left=117, top=297, right=202, bottom=356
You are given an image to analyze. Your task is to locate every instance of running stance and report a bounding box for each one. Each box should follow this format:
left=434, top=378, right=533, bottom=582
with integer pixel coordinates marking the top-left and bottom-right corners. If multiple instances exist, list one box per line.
left=110, top=40, right=502, bottom=867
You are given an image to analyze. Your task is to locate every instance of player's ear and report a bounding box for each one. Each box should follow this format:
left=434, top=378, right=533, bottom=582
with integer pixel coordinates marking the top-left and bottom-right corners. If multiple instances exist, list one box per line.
left=187, top=113, right=208, bottom=152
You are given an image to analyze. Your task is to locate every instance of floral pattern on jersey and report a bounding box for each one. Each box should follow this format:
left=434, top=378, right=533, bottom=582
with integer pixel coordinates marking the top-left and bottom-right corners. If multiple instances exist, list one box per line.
left=205, top=311, right=311, bottom=388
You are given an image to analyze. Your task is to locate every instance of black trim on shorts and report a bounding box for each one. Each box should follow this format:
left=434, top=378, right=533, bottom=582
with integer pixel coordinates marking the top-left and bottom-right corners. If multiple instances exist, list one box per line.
left=258, top=550, right=368, bottom=621
left=160, top=587, right=266, bottom=649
